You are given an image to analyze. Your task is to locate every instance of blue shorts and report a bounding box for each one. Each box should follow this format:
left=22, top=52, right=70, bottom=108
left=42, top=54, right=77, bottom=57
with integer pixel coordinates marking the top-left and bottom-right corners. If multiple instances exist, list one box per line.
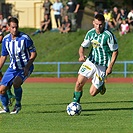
left=1, top=65, right=34, bottom=86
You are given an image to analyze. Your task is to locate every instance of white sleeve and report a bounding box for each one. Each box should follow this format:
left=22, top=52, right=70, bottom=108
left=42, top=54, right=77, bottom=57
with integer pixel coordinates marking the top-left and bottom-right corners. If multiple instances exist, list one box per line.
left=107, top=35, right=118, bottom=51
left=81, top=39, right=91, bottom=48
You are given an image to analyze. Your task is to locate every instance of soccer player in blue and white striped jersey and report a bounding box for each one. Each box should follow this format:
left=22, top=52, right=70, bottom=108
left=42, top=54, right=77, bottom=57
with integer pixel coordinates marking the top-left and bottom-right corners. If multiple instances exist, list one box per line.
left=0, top=17, right=37, bottom=114
left=73, top=14, right=118, bottom=103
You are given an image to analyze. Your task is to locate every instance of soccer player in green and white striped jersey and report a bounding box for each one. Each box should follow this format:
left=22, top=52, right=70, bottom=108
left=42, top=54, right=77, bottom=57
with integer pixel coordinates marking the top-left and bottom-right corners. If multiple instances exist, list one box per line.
left=73, top=13, right=118, bottom=103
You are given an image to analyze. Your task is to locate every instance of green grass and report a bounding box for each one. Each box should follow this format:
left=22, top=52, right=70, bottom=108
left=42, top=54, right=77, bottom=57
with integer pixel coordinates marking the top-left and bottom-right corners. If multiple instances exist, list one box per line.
left=0, top=83, right=133, bottom=133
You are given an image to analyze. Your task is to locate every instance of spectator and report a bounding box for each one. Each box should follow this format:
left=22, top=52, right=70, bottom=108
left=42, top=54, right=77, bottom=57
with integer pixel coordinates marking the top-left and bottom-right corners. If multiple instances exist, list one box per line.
left=0, top=25, right=7, bottom=43
left=103, top=9, right=114, bottom=30
left=127, top=9, right=133, bottom=29
left=66, top=0, right=80, bottom=31
left=42, top=0, right=53, bottom=18
left=120, top=8, right=128, bottom=21
left=112, top=7, right=120, bottom=30
left=119, top=19, right=129, bottom=36
left=52, top=0, right=63, bottom=28
left=58, top=15, right=71, bottom=33
left=31, top=14, right=51, bottom=36
left=94, top=9, right=99, bottom=16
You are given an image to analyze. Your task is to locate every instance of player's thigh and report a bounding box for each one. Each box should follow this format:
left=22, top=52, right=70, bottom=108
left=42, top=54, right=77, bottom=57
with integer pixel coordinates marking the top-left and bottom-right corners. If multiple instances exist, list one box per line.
left=92, top=65, right=106, bottom=90
left=13, top=76, right=23, bottom=88
left=78, top=61, right=95, bottom=78
left=90, top=84, right=100, bottom=96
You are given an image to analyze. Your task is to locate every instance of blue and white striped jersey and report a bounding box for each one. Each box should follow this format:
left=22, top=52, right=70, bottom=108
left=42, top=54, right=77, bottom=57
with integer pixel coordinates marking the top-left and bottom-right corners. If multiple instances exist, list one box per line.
left=1, top=32, right=36, bottom=70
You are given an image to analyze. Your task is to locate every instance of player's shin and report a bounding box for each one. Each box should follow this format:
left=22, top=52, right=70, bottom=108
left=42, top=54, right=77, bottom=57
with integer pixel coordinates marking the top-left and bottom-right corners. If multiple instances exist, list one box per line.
left=14, top=87, right=22, bottom=106
left=7, top=87, right=14, bottom=99
left=73, top=91, right=83, bottom=103
left=0, top=93, right=9, bottom=110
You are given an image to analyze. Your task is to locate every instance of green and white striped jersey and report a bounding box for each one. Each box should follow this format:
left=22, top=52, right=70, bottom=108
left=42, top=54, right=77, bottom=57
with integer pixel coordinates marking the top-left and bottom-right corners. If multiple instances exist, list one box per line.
left=81, top=28, right=118, bottom=67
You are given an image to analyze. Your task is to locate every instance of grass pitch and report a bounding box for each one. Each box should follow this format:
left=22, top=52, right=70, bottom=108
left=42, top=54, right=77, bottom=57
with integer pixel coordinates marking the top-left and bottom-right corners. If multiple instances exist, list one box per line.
left=0, top=82, right=133, bottom=133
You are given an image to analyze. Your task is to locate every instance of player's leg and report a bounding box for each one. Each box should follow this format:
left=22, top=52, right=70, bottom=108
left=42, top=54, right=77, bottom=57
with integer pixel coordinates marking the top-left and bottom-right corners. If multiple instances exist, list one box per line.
left=91, top=65, right=106, bottom=96
left=7, top=85, right=16, bottom=106
left=73, top=60, right=95, bottom=103
left=0, top=85, right=9, bottom=113
left=10, top=66, right=33, bottom=114
left=10, top=76, right=23, bottom=114
left=89, top=84, right=100, bottom=96
left=73, top=74, right=88, bottom=103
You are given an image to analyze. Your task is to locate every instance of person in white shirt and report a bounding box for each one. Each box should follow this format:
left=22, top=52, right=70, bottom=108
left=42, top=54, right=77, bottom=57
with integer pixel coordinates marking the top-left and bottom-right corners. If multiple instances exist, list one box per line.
left=52, top=0, right=63, bottom=28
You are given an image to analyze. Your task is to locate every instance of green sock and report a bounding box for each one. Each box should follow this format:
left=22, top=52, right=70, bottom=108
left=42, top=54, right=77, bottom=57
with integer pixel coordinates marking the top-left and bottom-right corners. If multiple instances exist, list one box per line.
left=73, top=91, right=82, bottom=103
left=6, top=89, right=14, bottom=99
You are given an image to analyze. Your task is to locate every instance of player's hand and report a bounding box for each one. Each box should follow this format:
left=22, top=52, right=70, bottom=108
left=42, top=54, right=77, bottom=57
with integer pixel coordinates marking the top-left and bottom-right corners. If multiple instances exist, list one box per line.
left=79, top=55, right=86, bottom=62
left=106, top=67, right=112, bottom=76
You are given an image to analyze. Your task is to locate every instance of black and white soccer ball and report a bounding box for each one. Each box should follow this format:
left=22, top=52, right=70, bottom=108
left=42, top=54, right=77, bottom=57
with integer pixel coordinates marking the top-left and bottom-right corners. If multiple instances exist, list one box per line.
left=66, top=102, right=82, bottom=116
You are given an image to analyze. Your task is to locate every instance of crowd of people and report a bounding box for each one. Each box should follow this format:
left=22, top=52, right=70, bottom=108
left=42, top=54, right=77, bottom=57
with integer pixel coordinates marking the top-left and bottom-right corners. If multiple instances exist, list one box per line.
left=32, top=0, right=80, bottom=35
left=97, top=7, right=133, bottom=36
left=31, top=0, right=133, bottom=36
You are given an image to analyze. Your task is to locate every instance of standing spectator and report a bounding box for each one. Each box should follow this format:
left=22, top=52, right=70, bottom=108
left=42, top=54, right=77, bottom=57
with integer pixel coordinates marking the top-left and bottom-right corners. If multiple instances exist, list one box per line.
left=43, top=0, right=53, bottom=18
left=66, top=0, right=80, bottom=31
left=0, top=17, right=37, bottom=114
left=127, top=9, right=133, bottom=29
left=58, top=15, right=71, bottom=33
left=112, top=7, right=120, bottom=30
left=52, top=0, right=63, bottom=28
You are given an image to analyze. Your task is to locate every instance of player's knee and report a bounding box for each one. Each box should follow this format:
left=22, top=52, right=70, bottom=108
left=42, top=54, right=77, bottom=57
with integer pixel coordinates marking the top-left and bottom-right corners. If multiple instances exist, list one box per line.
left=0, top=86, right=6, bottom=95
left=90, top=90, right=96, bottom=96
left=13, top=82, right=21, bottom=88
left=76, top=81, right=83, bottom=90
left=90, top=88, right=98, bottom=96
left=0, top=90, right=6, bottom=95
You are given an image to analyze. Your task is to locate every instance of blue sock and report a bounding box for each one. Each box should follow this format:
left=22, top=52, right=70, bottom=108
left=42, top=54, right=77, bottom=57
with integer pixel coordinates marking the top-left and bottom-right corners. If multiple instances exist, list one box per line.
left=0, top=93, right=9, bottom=107
left=14, top=87, right=22, bottom=106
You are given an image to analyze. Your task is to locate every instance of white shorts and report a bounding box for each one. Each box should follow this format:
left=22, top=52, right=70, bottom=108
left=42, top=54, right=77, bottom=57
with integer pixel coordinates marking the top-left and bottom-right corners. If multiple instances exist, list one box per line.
left=78, top=59, right=106, bottom=89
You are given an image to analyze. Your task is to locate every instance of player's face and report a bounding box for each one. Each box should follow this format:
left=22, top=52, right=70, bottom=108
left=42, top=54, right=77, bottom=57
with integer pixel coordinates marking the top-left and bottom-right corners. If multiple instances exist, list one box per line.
left=8, top=22, right=18, bottom=38
left=93, top=19, right=105, bottom=34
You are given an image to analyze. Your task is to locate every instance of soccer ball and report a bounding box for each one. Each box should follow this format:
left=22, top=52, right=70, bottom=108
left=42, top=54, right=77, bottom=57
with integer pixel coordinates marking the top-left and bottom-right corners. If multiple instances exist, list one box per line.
left=66, top=102, right=82, bottom=116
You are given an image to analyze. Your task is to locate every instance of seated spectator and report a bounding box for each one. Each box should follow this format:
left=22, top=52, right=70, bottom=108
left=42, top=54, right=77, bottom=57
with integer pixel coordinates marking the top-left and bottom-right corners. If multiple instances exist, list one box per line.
left=103, top=9, right=114, bottom=30
left=120, top=8, right=128, bottom=22
left=58, top=15, right=71, bottom=33
left=119, top=19, right=129, bottom=36
left=112, top=7, right=120, bottom=30
left=127, top=9, right=133, bottom=29
left=31, top=14, right=51, bottom=36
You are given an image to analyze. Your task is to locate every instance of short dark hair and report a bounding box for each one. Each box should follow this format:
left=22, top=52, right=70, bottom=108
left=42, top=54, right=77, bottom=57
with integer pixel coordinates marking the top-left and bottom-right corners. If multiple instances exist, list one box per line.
left=8, top=17, right=19, bottom=26
left=94, top=13, right=105, bottom=22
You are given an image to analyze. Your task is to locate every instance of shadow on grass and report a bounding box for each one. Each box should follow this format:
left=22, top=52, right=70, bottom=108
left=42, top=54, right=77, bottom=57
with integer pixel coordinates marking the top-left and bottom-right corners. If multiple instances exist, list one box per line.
left=23, top=100, right=133, bottom=114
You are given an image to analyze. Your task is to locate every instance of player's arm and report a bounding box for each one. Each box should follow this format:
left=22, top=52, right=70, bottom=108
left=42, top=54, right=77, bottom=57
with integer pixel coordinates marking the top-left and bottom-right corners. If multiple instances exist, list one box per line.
left=24, top=51, right=37, bottom=76
left=0, top=56, right=7, bottom=70
left=78, top=46, right=86, bottom=62
left=106, top=50, right=118, bottom=76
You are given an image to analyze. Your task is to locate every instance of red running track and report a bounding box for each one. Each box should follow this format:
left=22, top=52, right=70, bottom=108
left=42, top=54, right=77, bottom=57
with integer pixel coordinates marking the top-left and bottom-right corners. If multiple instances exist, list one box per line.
left=25, top=77, right=133, bottom=83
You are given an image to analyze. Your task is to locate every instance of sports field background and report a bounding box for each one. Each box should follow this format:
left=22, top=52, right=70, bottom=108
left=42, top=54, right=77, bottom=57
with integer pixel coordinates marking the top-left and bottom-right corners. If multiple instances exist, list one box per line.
left=0, top=81, right=132, bottom=133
